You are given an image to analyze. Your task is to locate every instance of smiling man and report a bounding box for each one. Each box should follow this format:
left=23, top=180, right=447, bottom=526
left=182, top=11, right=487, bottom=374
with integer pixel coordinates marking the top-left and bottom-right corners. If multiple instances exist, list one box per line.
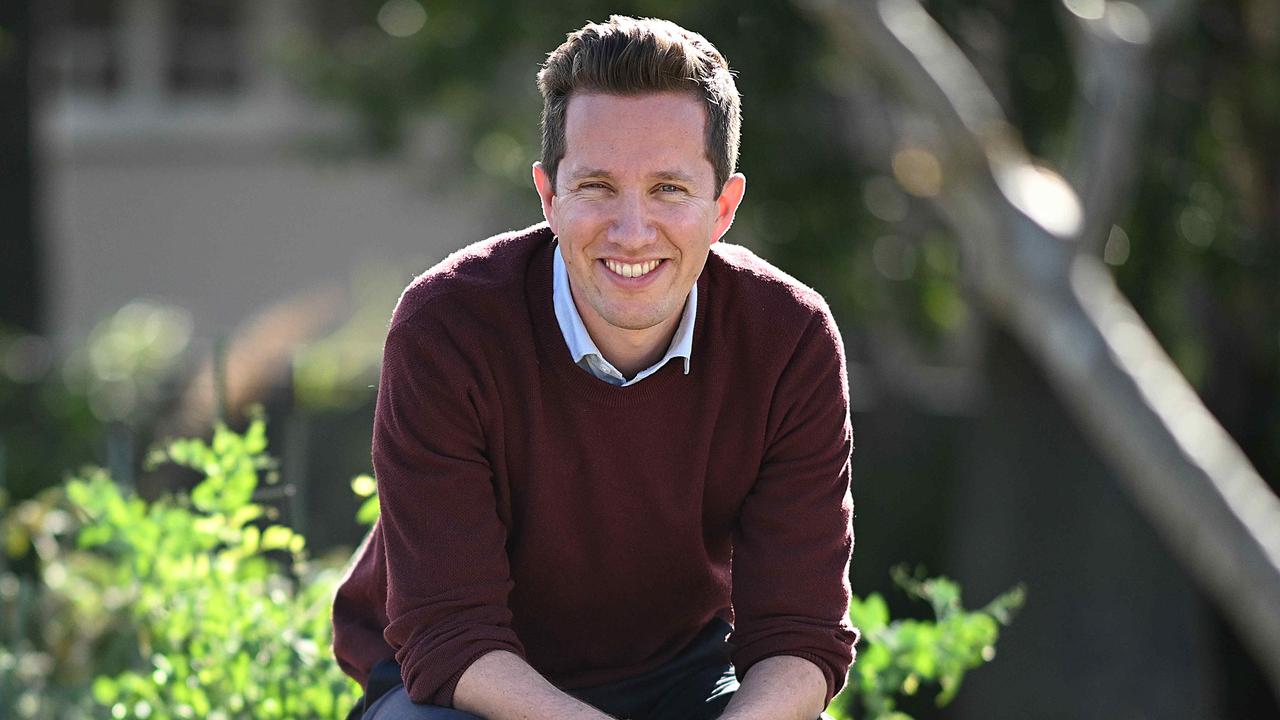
left=333, top=16, right=857, bottom=720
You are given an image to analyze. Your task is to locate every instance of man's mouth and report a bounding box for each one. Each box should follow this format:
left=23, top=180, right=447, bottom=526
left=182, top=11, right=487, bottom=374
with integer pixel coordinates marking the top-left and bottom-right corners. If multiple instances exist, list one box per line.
left=603, top=259, right=664, bottom=278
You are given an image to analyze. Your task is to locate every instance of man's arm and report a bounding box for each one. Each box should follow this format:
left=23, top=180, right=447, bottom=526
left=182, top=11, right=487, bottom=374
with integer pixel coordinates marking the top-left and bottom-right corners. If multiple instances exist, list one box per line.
left=728, top=306, right=859, bottom=712
left=719, top=655, right=828, bottom=720
left=453, top=651, right=616, bottom=720
left=374, top=313, right=527, bottom=705
left=375, top=309, right=622, bottom=716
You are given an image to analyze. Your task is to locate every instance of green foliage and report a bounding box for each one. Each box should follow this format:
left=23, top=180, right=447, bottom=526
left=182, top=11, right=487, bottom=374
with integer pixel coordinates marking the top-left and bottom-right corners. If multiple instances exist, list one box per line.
left=829, top=566, right=1025, bottom=720
left=1, top=480, right=120, bottom=719
left=0, top=414, right=360, bottom=719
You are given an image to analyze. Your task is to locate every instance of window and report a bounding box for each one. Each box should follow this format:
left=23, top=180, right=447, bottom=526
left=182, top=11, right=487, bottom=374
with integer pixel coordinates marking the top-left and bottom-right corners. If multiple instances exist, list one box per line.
left=167, top=0, right=243, bottom=95
left=43, top=0, right=121, bottom=96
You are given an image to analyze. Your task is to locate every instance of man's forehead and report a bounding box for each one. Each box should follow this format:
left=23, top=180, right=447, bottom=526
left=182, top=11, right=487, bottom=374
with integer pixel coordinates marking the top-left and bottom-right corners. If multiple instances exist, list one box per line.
left=560, top=91, right=715, bottom=181
left=562, top=91, right=706, bottom=133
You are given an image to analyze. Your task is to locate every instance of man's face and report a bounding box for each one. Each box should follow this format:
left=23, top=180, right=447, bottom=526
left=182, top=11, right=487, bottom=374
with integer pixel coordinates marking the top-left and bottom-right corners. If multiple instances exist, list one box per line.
left=534, top=91, right=745, bottom=346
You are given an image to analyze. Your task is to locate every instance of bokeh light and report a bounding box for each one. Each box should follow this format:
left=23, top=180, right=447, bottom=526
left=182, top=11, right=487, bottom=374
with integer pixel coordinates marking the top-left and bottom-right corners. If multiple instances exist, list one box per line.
left=1104, top=2, right=1151, bottom=45
left=1104, top=225, right=1131, bottom=266
left=377, top=0, right=428, bottom=39
left=863, top=176, right=910, bottom=223
left=1178, top=206, right=1215, bottom=248
left=994, top=162, right=1082, bottom=238
left=1063, top=0, right=1105, bottom=21
left=892, top=147, right=944, bottom=198
left=873, top=235, right=919, bottom=281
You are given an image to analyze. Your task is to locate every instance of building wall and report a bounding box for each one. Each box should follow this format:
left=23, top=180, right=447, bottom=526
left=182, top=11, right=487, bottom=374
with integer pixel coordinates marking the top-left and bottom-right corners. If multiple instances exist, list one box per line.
left=43, top=132, right=488, bottom=341
left=37, top=0, right=498, bottom=342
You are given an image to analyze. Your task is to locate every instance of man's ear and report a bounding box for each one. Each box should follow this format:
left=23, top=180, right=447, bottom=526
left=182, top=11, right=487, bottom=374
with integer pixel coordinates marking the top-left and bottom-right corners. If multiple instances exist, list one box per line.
left=532, top=162, right=557, bottom=234
left=711, top=173, right=747, bottom=243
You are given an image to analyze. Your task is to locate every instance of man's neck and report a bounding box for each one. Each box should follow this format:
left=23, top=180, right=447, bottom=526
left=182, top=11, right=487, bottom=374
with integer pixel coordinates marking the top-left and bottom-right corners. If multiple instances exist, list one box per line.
left=575, top=299, right=683, bottom=380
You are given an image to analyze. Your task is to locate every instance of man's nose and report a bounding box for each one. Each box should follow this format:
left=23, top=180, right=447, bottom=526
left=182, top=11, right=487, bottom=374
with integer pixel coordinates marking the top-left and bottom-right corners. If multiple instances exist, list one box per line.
left=609, top=193, right=657, bottom=246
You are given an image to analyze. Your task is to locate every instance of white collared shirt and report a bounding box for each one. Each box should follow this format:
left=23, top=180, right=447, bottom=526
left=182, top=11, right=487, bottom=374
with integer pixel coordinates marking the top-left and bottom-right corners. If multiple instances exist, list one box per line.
left=552, top=244, right=695, bottom=386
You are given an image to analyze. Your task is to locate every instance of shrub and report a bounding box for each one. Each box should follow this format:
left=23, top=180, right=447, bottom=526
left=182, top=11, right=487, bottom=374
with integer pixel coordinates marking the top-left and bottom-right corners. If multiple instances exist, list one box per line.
left=828, top=567, right=1025, bottom=720
left=0, top=415, right=360, bottom=719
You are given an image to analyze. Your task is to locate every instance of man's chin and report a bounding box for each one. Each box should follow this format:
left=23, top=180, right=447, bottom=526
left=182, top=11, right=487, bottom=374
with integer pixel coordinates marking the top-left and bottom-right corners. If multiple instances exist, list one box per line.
left=606, top=318, right=667, bottom=332
left=599, top=309, right=674, bottom=333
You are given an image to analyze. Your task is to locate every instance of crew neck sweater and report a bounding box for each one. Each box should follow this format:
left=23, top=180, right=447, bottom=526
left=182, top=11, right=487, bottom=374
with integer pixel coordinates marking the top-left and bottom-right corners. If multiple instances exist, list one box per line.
left=332, top=223, right=857, bottom=708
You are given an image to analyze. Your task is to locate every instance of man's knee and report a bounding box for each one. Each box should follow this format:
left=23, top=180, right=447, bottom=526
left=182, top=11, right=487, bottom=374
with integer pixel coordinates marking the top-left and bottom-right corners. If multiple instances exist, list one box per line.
left=362, top=686, right=482, bottom=720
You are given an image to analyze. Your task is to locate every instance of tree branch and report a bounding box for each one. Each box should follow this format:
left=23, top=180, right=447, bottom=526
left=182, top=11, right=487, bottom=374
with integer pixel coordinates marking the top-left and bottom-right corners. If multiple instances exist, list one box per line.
left=1058, top=0, right=1199, bottom=256
left=799, top=0, right=1280, bottom=698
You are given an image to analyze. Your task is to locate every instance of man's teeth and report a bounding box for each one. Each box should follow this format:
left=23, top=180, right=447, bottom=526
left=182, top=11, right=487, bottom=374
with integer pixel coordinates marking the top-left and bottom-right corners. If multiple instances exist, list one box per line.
left=604, top=259, right=661, bottom=278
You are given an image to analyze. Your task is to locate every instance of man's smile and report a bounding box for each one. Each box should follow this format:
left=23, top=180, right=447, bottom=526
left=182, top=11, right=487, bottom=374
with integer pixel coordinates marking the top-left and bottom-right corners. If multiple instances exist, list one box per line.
left=602, top=258, right=666, bottom=279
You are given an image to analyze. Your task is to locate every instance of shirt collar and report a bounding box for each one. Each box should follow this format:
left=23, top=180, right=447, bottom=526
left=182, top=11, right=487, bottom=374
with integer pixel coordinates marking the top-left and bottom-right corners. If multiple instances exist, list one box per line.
left=552, top=244, right=695, bottom=385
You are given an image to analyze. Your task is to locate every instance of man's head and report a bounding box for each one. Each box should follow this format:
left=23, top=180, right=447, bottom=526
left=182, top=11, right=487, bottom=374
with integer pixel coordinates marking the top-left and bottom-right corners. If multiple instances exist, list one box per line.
left=536, top=15, right=741, bottom=195
left=531, top=17, right=747, bottom=372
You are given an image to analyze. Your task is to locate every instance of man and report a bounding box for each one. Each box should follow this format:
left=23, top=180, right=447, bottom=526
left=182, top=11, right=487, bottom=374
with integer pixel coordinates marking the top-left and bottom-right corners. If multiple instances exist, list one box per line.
left=333, top=15, right=857, bottom=720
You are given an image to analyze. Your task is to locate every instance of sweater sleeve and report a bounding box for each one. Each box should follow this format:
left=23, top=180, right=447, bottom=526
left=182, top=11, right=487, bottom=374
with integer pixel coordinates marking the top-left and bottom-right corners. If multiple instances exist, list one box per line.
left=729, top=306, right=859, bottom=705
left=374, top=312, right=525, bottom=706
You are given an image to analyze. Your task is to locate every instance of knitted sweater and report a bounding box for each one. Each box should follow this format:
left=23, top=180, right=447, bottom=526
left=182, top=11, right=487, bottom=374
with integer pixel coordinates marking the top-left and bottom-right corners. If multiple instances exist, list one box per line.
left=331, top=223, right=857, bottom=707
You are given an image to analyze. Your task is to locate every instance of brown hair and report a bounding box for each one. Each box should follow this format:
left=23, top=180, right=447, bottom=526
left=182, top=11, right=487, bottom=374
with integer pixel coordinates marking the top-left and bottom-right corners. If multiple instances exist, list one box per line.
left=537, top=15, right=741, bottom=194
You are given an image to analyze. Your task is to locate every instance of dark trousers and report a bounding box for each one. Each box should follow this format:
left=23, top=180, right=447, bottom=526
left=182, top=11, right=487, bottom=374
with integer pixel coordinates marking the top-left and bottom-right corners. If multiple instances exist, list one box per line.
left=357, top=619, right=739, bottom=720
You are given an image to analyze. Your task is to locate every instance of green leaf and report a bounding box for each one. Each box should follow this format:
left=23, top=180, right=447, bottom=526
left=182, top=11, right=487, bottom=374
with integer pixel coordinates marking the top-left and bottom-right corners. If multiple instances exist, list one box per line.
left=66, top=478, right=94, bottom=508
left=244, top=416, right=268, bottom=455
left=851, top=592, right=890, bottom=635
left=921, top=577, right=961, bottom=620
left=93, top=676, right=120, bottom=704
left=212, top=424, right=235, bottom=456
left=78, top=523, right=114, bottom=548
left=191, top=478, right=221, bottom=513
left=240, top=526, right=260, bottom=553
left=356, top=496, right=380, bottom=526
left=982, top=583, right=1027, bottom=625
left=935, top=671, right=963, bottom=706
left=229, top=504, right=264, bottom=529
left=260, top=526, right=295, bottom=551
left=167, top=439, right=191, bottom=465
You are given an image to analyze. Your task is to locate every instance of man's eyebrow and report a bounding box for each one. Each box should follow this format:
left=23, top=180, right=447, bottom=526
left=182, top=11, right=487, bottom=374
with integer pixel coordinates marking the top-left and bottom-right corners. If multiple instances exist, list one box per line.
left=653, top=171, right=698, bottom=183
left=567, top=167, right=614, bottom=180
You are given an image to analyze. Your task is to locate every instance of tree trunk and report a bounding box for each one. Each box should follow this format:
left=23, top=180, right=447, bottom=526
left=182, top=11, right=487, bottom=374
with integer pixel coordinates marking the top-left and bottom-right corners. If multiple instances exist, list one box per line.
left=0, top=0, right=40, bottom=334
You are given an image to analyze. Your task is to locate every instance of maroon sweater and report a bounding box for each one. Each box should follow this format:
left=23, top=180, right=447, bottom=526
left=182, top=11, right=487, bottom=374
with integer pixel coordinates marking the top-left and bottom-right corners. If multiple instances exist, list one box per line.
left=332, top=223, right=857, bottom=707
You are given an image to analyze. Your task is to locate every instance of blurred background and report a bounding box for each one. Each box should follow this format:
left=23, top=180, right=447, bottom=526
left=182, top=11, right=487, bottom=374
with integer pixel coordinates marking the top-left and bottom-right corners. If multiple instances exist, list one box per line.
left=2, top=0, right=1278, bottom=717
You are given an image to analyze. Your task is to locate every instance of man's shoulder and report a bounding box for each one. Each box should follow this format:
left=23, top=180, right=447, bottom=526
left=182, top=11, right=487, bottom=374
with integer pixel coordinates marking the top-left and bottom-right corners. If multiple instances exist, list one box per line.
left=390, top=223, right=553, bottom=330
left=705, top=241, right=847, bottom=401
left=707, top=241, right=831, bottom=320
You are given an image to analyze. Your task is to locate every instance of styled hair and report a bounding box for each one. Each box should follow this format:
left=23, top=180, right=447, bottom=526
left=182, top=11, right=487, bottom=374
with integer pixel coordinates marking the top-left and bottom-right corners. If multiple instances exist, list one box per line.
left=537, top=15, right=741, bottom=194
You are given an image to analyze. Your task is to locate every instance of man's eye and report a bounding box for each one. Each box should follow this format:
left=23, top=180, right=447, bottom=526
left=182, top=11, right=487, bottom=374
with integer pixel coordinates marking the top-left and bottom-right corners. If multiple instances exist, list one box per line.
left=657, top=184, right=683, bottom=193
